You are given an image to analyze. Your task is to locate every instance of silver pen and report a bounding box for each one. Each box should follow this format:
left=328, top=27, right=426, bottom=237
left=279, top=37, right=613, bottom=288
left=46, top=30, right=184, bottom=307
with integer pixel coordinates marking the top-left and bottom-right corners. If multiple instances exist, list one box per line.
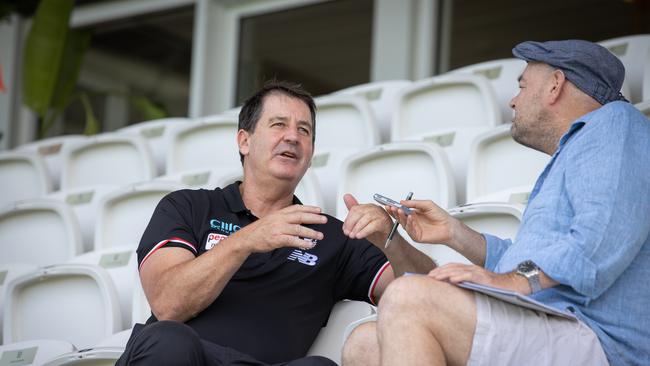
left=384, top=192, right=413, bottom=248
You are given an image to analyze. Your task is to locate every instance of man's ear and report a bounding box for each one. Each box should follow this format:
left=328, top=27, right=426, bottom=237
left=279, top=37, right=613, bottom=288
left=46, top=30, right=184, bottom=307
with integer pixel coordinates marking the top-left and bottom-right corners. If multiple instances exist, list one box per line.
left=237, top=129, right=250, bottom=156
left=548, top=69, right=566, bottom=104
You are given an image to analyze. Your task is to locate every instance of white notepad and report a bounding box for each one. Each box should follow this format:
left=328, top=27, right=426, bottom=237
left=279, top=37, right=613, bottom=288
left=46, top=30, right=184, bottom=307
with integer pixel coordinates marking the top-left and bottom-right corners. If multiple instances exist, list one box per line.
left=457, top=281, right=578, bottom=321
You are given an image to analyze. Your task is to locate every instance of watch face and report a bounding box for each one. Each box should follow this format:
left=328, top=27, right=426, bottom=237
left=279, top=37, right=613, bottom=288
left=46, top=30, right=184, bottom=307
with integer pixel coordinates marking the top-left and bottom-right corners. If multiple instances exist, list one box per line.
left=518, top=260, right=537, bottom=273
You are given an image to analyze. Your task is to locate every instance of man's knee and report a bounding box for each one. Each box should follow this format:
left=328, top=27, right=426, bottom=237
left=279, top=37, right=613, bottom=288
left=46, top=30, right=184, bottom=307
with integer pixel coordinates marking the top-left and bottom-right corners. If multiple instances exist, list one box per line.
left=120, top=321, right=205, bottom=365
left=379, top=275, right=436, bottom=313
left=379, top=276, right=472, bottom=322
left=140, top=320, right=202, bottom=348
left=341, top=321, right=379, bottom=366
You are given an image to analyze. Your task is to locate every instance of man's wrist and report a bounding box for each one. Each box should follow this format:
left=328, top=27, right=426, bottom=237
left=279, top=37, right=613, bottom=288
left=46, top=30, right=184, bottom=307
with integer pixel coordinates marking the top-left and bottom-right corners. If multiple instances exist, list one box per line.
left=515, top=260, right=543, bottom=294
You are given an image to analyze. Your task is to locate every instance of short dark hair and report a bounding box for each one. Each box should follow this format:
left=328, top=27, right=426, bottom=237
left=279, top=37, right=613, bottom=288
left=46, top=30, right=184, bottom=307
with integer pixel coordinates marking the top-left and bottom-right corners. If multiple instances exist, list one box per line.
left=238, top=80, right=317, bottom=164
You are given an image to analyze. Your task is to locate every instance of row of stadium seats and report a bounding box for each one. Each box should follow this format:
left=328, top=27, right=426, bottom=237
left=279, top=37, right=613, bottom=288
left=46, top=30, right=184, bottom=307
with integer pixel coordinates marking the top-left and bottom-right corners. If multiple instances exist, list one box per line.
left=0, top=33, right=648, bottom=366
left=0, top=122, right=549, bottom=213
left=0, top=200, right=523, bottom=364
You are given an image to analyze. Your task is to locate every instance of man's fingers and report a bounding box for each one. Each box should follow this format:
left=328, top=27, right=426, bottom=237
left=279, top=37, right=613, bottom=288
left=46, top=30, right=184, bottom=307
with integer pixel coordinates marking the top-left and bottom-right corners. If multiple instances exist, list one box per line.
left=283, top=204, right=323, bottom=214
left=348, top=214, right=375, bottom=239
left=400, top=199, right=436, bottom=211
left=343, top=194, right=359, bottom=211
left=281, top=235, right=317, bottom=250
left=292, top=224, right=324, bottom=241
left=286, top=211, right=328, bottom=225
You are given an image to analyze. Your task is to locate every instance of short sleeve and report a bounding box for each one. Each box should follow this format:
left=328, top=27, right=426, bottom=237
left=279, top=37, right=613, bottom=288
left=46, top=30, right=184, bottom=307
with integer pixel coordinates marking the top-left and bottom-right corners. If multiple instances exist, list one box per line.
left=334, top=236, right=389, bottom=305
left=483, top=234, right=512, bottom=271
left=136, top=190, right=199, bottom=270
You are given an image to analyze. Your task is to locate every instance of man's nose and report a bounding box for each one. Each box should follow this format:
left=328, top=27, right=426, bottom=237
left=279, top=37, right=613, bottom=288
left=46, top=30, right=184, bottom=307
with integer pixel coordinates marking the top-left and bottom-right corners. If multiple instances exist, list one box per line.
left=283, top=127, right=299, bottom=143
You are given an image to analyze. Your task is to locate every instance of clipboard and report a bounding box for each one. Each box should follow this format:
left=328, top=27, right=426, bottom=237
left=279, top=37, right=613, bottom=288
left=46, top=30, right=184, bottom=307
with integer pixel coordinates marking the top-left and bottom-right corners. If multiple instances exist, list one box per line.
left=457, top=281, right=577, bottom=321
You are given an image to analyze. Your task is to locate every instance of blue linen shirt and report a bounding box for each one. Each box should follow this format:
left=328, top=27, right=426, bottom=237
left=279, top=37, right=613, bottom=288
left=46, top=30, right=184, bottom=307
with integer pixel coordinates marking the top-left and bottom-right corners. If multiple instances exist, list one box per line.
left=483, top=101, right=650, bottom=365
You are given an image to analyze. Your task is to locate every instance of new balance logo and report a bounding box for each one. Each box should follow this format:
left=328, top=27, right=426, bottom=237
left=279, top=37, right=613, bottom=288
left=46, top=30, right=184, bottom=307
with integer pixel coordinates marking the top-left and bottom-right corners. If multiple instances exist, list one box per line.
left=287, top=250, right=318, bottom=266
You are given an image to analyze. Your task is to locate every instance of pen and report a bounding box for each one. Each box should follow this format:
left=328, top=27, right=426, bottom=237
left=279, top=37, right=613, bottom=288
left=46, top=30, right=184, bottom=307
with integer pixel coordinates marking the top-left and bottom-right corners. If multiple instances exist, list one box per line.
left=384, top=191, right=413, bottom=248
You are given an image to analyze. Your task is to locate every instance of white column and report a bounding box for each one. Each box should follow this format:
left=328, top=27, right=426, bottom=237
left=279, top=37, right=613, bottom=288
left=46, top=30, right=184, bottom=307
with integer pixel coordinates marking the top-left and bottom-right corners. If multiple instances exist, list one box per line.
left=191, top=0, right=236, bottom=117
left=371, top=0, right=438, bottom=82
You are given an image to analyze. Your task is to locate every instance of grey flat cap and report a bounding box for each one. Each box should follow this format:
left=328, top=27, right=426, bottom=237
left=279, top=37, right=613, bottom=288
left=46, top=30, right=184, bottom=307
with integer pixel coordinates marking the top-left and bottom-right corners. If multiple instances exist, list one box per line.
left=512, top=40, right=627, bottom=105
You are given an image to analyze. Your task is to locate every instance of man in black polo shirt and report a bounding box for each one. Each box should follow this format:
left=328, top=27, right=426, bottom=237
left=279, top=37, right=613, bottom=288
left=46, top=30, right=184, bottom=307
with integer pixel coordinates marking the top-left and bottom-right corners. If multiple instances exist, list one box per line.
left=116, top=81, right=435, bottom=365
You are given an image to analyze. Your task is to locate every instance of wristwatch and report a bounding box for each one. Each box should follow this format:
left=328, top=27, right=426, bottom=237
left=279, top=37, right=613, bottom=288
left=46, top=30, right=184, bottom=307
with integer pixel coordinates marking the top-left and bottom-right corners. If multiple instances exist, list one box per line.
left=516, top=260, right=542, bottom=294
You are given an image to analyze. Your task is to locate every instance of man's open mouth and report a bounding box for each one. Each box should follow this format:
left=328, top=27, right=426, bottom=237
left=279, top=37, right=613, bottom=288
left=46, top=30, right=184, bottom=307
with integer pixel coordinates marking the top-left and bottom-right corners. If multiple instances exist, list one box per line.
left=279, top=151, right=298, bottom=159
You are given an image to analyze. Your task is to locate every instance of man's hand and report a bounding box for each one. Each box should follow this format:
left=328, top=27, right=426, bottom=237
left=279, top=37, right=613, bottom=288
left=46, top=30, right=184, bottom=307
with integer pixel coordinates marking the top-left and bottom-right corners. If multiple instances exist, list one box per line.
left=232, top=204, right=327, bottom=254
left=342, top=194, right=393, bottom=247
left=427, top=263, right=529, bottom=294
left=387, top=199, right=454, bottom=245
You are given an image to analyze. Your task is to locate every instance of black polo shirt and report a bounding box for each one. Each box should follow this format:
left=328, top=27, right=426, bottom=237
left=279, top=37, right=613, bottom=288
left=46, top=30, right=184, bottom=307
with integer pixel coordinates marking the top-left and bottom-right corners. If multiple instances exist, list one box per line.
left=136, top=182, right=389, bottom=363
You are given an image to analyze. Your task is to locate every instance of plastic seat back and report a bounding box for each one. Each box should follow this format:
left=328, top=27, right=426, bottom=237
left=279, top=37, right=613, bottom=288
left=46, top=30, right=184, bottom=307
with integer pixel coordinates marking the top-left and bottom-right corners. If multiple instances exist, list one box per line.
left=0, top=199, right=82, bottom=266
left=0, top=151, right=52, bottom=206
left=3, top=264, right=121, bottom=349
left=60, top=134, right=156, bottom=190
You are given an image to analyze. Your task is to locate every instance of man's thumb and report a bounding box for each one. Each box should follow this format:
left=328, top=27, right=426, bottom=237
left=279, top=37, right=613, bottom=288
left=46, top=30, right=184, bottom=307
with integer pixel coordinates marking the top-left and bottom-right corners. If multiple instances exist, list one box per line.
left=343, top=194, right=359, bottom=210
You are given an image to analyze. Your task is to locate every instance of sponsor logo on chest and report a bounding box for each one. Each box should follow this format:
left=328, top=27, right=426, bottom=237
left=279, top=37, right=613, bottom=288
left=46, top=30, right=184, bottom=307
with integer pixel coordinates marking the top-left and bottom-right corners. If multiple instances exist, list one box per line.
left=287, top=237, right=319, bottom=266
left=287, top=250, right=319, bottom=266
left=209, top=218, right=241, bottom=235
left=205, top=233, right=228, bottom=250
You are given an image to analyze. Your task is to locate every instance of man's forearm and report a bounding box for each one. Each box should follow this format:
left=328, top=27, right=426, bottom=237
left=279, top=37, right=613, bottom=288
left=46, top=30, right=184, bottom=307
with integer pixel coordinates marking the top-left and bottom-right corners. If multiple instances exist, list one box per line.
left=446, top=219, right=487, bottom=266
left=146, top=238, right=250, bottom=322
left=384, top=234, right=436, bottom=276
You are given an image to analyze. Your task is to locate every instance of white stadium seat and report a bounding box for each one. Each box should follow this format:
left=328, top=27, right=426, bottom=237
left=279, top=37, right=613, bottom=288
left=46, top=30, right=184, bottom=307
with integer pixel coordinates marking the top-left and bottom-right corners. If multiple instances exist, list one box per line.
left=131, top=277, right=151, bottom=326
left=311, top=148, right=362, bottom=216
left=307, top=300, right=375, bottom=364
left=395, top=126, right=492, bottom=205
left=93, top=181, right=186, bottom=251
left=427, top=202, right=524, bottom=265
left=334, top=80, right=412, bottom=143
left=158, top=166, right=243, bottom=191
left=0, top=340, right=76, bottom=365
left=0, top=151, right=52, bottom=206
left=165, top=114, right=240, bottom=175
left=118, top=117, right=192, bottom=175
left=449, top=58, right=527, bottom=122
left=335, top=143, right=456, bottom=254
left=466, top=124, right=550, bottom=204
left=0, top=264, right=37, bottom=344
left=42, top=347, right=124, bottom=366
left=0, top=199, right=83, bottom=267
left=68, top=247, right=139, bottom=331
left=60, top=134, right=157, bottom=190
left=314, top=95, right=380, bottom=151
left=3, top=264, right=121, bottom=349
left=336, top=142, right=456, bottom=220
left=96, top=329, right=131, bottom=348
left=48, top=185, right=119, bottom=253
left=17, top=135, right=87, bottom=191
left=599, top=34, right=650, bottom=103
left=391, top=73, right=502, bottom=142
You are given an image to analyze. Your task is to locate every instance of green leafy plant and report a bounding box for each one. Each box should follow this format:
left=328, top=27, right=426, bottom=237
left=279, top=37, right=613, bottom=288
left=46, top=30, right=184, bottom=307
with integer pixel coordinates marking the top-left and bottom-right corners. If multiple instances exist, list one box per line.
left=20, top=0, right=168, bottom=138
left=22, top=0, right=96, bottom=137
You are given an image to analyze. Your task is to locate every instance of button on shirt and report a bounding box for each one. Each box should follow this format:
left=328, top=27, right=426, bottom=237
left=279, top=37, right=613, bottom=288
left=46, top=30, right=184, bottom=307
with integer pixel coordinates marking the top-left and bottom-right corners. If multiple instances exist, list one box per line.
left=483, top=101, right=650, bottom=365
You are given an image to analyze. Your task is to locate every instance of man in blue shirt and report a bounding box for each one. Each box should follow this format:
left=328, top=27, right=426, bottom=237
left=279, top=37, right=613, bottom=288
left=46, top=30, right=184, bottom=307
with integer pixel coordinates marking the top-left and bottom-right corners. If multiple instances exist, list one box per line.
left=341, top=40, right=650, bottom=365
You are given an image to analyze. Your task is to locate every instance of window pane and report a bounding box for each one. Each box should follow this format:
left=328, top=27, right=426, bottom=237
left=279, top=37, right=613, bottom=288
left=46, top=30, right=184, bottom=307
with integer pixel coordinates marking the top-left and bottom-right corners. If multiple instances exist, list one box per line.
left=446, top=0, right=650, bottom=70
left=236, top=0, right=373, bottom=104
left=58, top=6, right=193, bottom=136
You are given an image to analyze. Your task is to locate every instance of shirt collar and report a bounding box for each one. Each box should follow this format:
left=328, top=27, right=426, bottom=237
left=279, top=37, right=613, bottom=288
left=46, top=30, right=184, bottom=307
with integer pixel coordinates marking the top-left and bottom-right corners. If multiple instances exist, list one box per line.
left=223, top=181, right=248, bottom=213
left=222, top=181, right=303, bottom=214
left=557, top=106, right=602, bottom=148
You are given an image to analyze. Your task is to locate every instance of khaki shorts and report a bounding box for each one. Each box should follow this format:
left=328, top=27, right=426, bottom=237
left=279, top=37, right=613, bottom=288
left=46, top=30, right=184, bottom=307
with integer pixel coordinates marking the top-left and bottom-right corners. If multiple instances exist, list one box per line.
left=468, top=293, right=609, bottom=366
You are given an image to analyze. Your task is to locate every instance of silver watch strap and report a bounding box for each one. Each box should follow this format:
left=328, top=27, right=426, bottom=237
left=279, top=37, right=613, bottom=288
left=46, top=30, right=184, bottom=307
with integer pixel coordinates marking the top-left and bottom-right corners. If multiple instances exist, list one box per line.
left=528, top=273, right=542, bottom=293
